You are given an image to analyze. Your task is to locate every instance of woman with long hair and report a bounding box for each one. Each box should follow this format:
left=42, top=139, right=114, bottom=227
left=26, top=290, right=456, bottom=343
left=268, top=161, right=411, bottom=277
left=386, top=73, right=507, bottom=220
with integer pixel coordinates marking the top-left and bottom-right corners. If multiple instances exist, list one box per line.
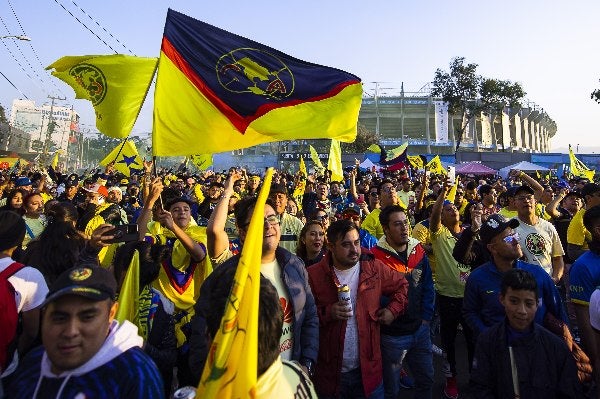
left=0, top=188, right=26, bottom=215
left=112, top=241, right=177, bottom=397
left=22, top=192, right=46, bottom=248
left=20, top=201, right=95, bottom=285
left=296, top=220, right=326, bottom=267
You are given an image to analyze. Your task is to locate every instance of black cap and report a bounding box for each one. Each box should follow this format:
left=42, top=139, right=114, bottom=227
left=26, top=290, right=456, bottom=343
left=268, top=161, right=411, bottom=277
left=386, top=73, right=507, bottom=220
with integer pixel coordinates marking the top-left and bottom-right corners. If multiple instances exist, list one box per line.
left=269, top=183, right=288, bottom=196
left=165, top=196, right=195, bottom=210
left=581, top=183, right=600, bottom=198
left=514, top=184, right=535, bottom=196
left=479, top=214, right=520, bottom=246
left=506, top=186, right=519, bottom=197
left=43, top=266, right=117, bottom=307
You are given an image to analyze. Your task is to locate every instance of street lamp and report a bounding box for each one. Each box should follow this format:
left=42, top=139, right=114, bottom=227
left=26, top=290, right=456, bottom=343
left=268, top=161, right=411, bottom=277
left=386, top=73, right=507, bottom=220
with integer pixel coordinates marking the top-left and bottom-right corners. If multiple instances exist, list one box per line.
left=0, top=35, right=31, bottom=41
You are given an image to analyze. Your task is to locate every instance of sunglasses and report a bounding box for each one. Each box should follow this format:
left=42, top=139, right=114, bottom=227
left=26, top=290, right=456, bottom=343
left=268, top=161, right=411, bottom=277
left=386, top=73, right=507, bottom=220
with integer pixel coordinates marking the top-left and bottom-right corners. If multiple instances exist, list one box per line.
left=502, top=232, right=520, bottom=244
left=370, top=192, right=379, bottom=197
left=242, top=214, right=280, bottom=229
left=314, top=215, right=328, bottom=221
left=342, top=213, right=361, bottom=221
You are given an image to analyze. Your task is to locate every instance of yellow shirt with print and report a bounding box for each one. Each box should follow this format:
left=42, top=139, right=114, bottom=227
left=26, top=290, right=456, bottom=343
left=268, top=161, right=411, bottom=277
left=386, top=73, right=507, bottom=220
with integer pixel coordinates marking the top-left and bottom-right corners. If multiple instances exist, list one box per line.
left=430, top=225, right=469, bottom=298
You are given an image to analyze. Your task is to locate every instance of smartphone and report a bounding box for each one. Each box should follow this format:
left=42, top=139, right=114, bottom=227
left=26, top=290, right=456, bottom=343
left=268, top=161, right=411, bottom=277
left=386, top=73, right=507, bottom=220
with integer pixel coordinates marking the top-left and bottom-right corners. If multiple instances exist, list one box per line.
left=447, top=166, right=456, bottom=185
left=357, top=194, right=365, bottom=204
left=104, top=224, right=139, bottom=244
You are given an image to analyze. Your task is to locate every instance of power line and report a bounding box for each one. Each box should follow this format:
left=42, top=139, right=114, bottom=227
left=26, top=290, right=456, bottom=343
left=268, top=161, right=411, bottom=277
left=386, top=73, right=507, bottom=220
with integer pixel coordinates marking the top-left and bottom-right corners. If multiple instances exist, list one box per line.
left=69, top=0, right=134, bottom=55
left=6, top=0, right=66, bottom=97
left=51, top=0, right=119, bottom=54
left=0, top=70, right=29, bottom=99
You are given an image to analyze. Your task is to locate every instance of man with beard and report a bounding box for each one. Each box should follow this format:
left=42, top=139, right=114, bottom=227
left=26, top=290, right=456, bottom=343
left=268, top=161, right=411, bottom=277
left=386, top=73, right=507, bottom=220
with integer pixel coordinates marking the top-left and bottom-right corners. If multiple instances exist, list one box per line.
left=308, top=219, right=408, bottom=398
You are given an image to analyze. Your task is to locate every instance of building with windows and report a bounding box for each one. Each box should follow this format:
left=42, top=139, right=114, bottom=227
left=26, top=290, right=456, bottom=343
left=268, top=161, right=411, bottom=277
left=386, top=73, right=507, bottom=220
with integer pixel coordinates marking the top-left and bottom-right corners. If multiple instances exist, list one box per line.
left=9, top=99, right=79, bottom=153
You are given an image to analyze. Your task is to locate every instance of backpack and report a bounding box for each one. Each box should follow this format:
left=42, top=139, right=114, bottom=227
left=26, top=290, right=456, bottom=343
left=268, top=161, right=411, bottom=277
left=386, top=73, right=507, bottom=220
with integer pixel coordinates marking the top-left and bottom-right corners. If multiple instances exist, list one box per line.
left=0, top=262, right=26, bottom=372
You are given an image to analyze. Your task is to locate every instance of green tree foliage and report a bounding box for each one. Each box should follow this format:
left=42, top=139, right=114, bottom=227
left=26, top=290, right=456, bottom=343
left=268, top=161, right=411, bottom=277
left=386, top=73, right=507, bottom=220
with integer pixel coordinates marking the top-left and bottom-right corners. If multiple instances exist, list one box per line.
left=0, top=105, right=7, bottom=124
left=340, top=123, right=380, bottom=153
left=431, top=57, right=526, bottom=153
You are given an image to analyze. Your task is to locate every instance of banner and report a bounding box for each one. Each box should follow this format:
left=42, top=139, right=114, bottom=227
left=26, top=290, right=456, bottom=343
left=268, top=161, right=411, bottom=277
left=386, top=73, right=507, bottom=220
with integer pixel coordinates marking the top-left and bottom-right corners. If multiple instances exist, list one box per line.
left=434, top=101, right=449, bottom=143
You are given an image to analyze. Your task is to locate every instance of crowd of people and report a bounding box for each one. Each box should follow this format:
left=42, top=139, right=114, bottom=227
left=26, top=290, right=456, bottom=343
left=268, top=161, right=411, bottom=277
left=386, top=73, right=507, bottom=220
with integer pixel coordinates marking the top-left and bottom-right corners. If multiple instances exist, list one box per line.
left=0, top=157, right=599, bottom=398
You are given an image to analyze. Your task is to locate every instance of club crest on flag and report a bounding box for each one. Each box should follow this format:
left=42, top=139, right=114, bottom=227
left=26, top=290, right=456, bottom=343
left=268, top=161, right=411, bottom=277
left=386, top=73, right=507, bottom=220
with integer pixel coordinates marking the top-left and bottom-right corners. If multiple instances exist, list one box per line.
left=69, top=63, right=107, bottom=106
left=217, top=49, right=294, bottom=100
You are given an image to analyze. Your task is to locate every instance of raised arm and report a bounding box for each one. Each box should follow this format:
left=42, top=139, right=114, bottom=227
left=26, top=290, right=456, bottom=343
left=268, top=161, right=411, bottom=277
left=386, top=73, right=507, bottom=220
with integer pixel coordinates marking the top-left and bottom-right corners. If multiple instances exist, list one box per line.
left=137, top=177, right=163, bottom=240
left=207, top=171, right=241, bottom=262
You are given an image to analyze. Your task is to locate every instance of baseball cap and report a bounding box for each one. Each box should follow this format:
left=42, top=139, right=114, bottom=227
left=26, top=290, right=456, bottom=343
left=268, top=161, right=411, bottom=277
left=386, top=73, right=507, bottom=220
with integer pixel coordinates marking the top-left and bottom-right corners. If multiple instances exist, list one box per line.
left=269, top=183, right=288, bottom=196
left=513, top=184, right=535, bottom=196
left=15, top=177, right=32, bottom=187
left=342, top=203, right=361, bottom=215
left=581, top=183, right=600, bottom=198
left=479, top=214, right=520, bottom=246
left=42, top=266, right=117, bottom=307
left=64, top=178, right=79, bottom=188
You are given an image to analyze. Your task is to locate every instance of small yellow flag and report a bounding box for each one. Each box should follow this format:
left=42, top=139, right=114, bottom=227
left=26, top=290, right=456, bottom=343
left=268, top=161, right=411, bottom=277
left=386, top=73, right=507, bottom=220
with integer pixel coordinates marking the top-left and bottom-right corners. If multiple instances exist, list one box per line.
left=189, top=154, right=213, bottom=171
left=569, top=145, right=595, bottom=180
left=100, top=140, right=143, bottom=177
left=328, top=139, right=344, bottom=182
left=309, top=145, right=325, bottom=173
left=115, top=250, right=141, bottom=335
left=47, top=54, right=157, bottom=139
left=426, top=155, right=447, bottom=175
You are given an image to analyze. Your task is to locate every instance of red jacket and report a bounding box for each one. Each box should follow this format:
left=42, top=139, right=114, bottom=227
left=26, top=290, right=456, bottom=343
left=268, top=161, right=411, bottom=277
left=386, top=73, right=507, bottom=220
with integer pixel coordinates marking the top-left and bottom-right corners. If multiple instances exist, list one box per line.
left=307, top=250, right=408, bottom=397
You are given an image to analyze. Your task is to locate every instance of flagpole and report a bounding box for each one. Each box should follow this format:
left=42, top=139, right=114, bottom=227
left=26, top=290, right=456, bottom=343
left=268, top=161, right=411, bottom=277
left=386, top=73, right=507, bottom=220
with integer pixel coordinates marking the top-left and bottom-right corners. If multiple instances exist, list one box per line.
left=111, top=139, right=128, bottom=164
left=151, top=155, right=164, bottom=209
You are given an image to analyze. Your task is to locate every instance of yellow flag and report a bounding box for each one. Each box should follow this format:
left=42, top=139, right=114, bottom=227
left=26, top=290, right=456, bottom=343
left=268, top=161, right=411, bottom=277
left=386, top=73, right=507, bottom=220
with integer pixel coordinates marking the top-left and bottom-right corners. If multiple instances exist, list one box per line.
left=367, top=144, right=381, bottom=153
left=426, top=155, right=447, bottom=175
left=100, top=139, right=143, bottom=177
left=445, top=176, right=460, bottom=202
left=51, top=149, right=66, bottom=169
left=46, top=55, right=157, bottom=139
left=189, top=154, right=213, bottom=171
left=408, top=155, right=424, bottom=169
left=328, top=139, right=344, bottom=182
left=569, top=146, right=595, bottom=180
left=309, top=145, right=325, bottom=173
left=115, top=250, right=141, bottom=335
left=299, top=156, right=307, bottom=178
left=197, top=168, right=274, bottom=398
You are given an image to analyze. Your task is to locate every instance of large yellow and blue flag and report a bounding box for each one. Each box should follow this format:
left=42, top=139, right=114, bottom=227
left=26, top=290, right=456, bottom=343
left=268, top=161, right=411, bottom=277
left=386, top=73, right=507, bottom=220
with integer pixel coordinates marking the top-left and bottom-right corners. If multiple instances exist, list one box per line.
left=197, top=168, right=274, bottom=398
left=100, top=139, right=143, bottom=177
left=46, top=55, right=157, bottom=139
left=152, top=9, right=363, bottom=156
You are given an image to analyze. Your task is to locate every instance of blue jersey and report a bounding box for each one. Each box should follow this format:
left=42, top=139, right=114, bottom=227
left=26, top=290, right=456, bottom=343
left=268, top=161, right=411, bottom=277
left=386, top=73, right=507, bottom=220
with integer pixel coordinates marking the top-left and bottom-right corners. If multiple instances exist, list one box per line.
left=570, top=250, right=600, bottom=305
left=8, top=346, right=164, bottom=399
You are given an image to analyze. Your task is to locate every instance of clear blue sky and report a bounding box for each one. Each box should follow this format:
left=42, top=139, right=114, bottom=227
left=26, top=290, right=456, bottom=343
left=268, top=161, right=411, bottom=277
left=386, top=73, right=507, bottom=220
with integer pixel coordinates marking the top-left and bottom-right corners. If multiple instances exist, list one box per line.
left=1, top=0, right=599, bottom=152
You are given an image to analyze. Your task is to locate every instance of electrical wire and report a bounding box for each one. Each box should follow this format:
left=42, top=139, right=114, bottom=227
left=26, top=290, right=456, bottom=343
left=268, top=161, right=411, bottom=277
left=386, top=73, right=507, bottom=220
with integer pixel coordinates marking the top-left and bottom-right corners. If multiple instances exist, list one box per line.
left=6, top=0, right=66, bottom=97
left=0, top=70, right=29, bottom=99
left=51, top=0, right=119, bottom=54
left=69, top=0, right=134, bottom=55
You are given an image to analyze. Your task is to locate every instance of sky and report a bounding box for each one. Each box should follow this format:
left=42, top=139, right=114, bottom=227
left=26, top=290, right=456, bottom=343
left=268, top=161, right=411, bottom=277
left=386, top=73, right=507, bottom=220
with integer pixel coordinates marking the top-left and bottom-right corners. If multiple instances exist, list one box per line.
left=1, top=0, right=599, bottom=153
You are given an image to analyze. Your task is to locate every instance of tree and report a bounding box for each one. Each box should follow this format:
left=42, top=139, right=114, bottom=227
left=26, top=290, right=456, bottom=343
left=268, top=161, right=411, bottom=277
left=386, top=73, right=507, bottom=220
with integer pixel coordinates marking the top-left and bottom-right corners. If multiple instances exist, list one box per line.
left=340, top=123, right=380, bottom=153
left=0, top=105, right=7, bottom=124
left=431, top=57, right=526, bottom=153
left=592, top=80, right=600, bottom=104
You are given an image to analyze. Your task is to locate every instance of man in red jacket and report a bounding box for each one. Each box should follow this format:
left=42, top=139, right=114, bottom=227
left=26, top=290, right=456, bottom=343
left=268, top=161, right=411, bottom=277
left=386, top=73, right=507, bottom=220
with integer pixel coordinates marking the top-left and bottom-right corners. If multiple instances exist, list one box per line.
left=308, top=219, right=408, bottom=399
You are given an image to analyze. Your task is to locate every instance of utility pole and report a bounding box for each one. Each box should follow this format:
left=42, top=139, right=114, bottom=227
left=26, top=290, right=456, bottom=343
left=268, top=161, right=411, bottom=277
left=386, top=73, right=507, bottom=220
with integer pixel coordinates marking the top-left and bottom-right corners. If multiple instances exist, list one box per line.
left=43, top=95, right=66, bottom=163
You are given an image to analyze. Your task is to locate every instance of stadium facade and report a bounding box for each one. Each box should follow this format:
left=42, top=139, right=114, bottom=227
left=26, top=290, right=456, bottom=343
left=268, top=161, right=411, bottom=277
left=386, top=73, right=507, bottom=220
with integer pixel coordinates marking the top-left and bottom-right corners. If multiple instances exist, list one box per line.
left=358, top=94, right=556, bottom=154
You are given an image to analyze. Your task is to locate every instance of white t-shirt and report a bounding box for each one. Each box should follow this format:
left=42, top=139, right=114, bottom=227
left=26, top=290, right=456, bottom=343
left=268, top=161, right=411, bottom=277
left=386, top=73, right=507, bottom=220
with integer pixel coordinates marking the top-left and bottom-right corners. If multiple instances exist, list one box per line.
left=334, top=262, right=360, bottom=372
left=0, top=257, right=48, bottom=377
left=515, top=217, right=564, bottom=276
left=261, top=259, right=294, bottom=361
left=590, top=289, right=600, bottom=331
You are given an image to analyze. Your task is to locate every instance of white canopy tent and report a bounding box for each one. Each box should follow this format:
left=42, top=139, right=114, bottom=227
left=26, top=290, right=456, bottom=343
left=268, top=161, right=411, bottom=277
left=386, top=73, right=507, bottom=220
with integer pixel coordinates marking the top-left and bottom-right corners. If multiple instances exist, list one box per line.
left=498, top=161, right=549, bottom=179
